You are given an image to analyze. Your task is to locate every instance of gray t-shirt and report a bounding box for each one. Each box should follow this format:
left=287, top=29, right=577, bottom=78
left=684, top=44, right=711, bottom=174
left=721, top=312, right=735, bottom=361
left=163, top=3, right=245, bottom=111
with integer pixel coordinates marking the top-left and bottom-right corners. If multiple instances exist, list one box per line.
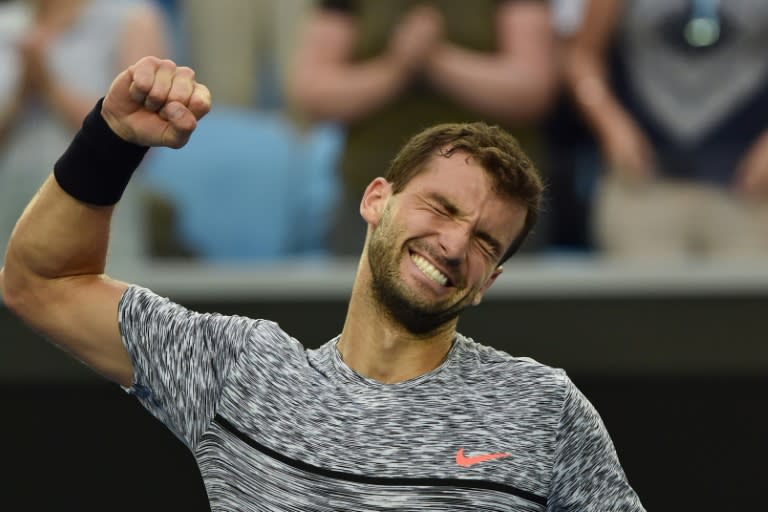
left=119, top=285, right=644, bottom=511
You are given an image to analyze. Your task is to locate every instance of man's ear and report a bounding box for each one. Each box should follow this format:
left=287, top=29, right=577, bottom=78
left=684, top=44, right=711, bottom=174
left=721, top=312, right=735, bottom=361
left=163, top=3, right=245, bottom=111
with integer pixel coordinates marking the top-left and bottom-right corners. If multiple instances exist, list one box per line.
left=472, top=266, right=503, bottom=306
left=360, top=177, right=391, bottom=226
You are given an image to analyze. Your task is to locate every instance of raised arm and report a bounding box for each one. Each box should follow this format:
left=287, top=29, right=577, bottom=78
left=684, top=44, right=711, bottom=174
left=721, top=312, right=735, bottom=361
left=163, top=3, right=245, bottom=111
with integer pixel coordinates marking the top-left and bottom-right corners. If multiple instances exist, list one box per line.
left=423, top=0, right=558, bottom=122
left=287, top=4, right=442, bottom=122
left=0, top=56, right=210, bottom=387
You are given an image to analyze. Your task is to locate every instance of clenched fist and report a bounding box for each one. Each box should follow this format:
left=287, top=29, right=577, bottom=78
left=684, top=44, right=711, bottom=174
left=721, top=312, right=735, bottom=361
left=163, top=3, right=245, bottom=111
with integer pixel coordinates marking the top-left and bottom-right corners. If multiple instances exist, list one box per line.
left=101, top=56, right=211, bottom=149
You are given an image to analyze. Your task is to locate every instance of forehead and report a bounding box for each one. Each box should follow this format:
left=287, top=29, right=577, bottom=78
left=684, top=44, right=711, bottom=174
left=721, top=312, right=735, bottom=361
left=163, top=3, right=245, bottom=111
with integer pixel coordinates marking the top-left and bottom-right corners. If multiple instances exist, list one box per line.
left=407, top=150, right=491, bottom=189
left=399, top=151, right=527, bottom=242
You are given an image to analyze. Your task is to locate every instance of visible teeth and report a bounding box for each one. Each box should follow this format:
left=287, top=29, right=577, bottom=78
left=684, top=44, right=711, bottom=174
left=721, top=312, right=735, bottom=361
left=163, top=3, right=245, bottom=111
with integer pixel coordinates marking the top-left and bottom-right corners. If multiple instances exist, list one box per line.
left=411, top=253, right=448, bottom=286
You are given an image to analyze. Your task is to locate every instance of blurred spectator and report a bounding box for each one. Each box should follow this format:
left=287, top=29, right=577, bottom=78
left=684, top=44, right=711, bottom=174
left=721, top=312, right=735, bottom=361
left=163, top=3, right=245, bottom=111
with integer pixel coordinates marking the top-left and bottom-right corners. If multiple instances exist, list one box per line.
left=288, top=0, right=558, bottom=255
left=564, top=0, right=768, bottom=262
left=179, top=0, right=314, bottom=109
left=0, top=0, right=168, bottom=266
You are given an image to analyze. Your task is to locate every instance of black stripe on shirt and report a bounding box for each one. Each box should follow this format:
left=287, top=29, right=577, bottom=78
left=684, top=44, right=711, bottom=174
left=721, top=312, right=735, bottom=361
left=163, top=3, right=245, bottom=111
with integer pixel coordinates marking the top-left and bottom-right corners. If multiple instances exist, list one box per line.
left=214, top=414, right=547, bottom=507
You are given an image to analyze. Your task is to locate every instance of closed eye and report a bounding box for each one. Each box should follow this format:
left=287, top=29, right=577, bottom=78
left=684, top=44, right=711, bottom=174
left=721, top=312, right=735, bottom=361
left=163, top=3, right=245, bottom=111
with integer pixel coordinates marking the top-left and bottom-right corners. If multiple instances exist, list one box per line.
left=428, top=194, right=460, bottom=217
left=474, top=232, right=502, bottom=261
left=431, top=205, right=451, bottom=218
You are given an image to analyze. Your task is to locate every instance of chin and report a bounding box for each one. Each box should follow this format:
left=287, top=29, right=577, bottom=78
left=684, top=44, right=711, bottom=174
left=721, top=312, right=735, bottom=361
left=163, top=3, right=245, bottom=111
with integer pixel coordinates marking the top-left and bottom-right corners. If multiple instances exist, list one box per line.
left=373, top=278, right=468, bottom=336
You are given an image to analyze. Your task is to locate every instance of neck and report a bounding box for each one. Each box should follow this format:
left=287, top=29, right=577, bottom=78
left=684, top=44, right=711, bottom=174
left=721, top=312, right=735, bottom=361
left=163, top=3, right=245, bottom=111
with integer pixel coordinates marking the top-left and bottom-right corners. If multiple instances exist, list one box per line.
left=337, top=255, right=458, bottom=384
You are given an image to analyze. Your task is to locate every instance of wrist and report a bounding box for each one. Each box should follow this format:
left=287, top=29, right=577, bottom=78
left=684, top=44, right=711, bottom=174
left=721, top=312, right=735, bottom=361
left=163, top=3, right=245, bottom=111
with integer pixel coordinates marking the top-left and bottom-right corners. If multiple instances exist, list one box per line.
left=53, top=98, right=149, bottom=206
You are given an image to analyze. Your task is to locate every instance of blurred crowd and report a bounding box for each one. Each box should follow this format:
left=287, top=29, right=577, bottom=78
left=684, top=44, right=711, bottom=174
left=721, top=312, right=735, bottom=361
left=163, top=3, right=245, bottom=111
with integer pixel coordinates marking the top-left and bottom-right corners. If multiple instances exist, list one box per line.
left=1, top=0, right=766, bottom=265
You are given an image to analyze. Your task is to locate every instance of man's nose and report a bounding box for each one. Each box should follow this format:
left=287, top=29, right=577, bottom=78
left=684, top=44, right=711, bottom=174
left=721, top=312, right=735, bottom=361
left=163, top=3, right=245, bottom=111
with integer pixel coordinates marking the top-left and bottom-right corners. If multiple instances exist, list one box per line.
left=438, top=226, right=470, bottom=267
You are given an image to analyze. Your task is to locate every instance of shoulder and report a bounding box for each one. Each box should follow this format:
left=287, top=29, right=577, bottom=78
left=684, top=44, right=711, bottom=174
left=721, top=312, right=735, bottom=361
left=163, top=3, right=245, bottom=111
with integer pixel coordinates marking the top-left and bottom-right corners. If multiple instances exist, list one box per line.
left=453, top=334, right=569, bottom=396
left=120, top=284, right=309, bottom=365
left=120, top=284, right=267, bottom=338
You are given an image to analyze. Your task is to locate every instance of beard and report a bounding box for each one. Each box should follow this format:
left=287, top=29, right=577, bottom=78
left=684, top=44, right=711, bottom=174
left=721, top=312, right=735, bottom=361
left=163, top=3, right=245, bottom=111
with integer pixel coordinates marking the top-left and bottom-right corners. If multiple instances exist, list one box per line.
left=367, top=205, right=474, bottom=336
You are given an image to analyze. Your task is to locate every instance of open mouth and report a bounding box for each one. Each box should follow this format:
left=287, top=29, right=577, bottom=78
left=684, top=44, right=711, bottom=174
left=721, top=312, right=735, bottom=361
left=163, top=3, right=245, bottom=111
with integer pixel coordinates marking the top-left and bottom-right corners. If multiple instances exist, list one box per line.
left=410, top=252, right=451, bottom=287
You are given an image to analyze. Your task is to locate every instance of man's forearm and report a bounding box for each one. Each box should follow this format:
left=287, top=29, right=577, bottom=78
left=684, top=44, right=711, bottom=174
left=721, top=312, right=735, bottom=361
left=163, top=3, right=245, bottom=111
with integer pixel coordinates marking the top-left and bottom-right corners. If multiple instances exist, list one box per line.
left=0, top=174, right=114, bottom=344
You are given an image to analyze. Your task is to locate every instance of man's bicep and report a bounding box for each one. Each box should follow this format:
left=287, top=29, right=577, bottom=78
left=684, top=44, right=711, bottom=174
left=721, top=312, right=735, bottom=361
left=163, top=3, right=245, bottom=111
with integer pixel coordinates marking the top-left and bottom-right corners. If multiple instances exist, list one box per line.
left=41, top=276, right=133, bottom=386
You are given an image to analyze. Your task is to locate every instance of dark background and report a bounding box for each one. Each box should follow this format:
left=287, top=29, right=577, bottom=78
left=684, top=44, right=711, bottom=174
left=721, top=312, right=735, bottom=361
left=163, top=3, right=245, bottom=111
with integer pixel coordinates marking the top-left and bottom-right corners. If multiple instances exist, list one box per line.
left=2, top=275, right=766, bottom=511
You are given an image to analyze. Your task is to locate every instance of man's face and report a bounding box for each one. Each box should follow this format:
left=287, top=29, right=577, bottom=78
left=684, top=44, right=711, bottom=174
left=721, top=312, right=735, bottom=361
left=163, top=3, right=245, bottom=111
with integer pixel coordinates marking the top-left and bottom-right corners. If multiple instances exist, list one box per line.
left=365, top=151, right=527, bottom=335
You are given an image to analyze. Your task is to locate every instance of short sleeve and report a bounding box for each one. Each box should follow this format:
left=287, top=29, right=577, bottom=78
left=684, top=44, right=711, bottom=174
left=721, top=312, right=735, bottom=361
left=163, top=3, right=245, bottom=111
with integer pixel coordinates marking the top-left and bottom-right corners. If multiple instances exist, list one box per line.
left=118, top=285, right=258, bottom=449
left=547, top=376, right=646, bottom=511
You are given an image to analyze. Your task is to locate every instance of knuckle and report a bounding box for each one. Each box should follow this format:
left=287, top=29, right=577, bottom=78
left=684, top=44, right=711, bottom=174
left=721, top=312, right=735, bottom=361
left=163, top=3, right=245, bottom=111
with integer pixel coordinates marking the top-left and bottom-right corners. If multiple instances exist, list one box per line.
left=192, top=90, right=209, bottom=104
left=133, top=74, right=152, bottom=91
left=159, top=58, right=177, bottom=71
left=198, top=83, right=211, bottom=97
left=139, top=55, right=161, bottom=67
left=176, top=66, right=195, bottom=80
left=190, top=98, right=211, bottom=117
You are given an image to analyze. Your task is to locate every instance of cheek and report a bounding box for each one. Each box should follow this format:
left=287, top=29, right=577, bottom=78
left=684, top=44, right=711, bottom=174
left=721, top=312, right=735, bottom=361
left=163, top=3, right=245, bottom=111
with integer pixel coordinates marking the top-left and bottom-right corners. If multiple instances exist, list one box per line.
left=407, top=211, right=439, bottom=232
left=468, top=264, right=497, bottom=293
left=396, top=216, right=437, bottom=248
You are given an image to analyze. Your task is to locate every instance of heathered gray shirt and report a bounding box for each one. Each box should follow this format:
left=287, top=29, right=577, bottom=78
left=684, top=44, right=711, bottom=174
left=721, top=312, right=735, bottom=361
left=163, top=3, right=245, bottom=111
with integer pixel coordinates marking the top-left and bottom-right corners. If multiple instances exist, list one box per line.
left=119, top=285, right=644, bottom=511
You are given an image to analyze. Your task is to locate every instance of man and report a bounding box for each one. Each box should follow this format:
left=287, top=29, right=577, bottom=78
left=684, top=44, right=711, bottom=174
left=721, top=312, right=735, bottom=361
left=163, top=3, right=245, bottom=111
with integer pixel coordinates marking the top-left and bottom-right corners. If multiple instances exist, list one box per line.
left=0, top=57, right=644, bottom=511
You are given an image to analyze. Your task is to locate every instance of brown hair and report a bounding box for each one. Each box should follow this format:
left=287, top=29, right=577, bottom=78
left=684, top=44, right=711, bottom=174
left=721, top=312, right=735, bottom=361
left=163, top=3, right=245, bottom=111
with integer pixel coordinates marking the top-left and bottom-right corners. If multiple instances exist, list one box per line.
left=385, top=122, right=544, bottom=262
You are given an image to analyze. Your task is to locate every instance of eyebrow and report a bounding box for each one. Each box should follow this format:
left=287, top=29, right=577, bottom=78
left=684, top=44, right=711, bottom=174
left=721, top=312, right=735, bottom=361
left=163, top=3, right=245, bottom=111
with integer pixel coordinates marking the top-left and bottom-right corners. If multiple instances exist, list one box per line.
left=428, top=192, right=504, bottom=257
left=429, top=192, right=460, bottom=217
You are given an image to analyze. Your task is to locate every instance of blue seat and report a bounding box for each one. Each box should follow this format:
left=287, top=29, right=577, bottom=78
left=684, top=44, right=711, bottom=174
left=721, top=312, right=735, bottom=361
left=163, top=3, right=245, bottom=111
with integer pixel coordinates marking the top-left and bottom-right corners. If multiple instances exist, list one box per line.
left=141, top=109, right=342, bottom=262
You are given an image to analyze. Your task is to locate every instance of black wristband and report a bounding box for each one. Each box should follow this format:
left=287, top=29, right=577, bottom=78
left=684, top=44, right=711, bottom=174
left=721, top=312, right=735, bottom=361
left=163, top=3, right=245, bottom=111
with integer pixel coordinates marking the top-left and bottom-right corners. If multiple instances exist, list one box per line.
left=54, top=98, right=149, bottom=206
